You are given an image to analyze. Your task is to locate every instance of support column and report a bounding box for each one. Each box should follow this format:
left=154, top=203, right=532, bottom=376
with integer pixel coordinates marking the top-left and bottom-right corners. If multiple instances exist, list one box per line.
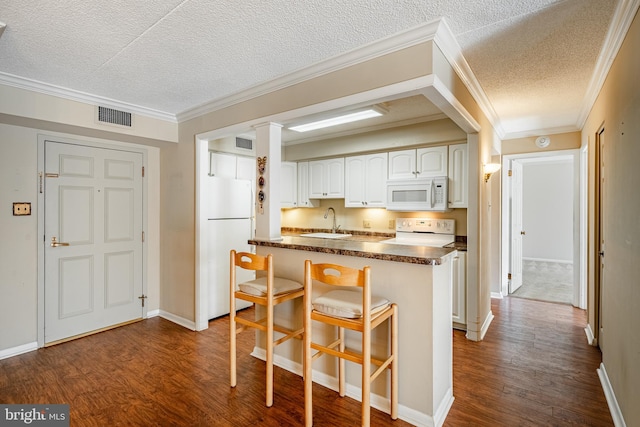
left=254, top=122, right=283, bottom=241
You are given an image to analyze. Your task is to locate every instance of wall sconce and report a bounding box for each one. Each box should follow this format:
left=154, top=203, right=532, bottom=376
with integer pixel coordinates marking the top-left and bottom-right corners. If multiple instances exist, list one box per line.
left=483, top=163, right=501, bottom=183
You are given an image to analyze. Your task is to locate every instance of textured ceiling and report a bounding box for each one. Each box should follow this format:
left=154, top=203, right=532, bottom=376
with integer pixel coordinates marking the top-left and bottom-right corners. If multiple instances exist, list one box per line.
left=0, top=0, right=623, bottom=139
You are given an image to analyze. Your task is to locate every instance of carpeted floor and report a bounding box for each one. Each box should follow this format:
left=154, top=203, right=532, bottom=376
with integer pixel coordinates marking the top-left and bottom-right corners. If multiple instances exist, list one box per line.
left=511, top=259, right=573, bottom=304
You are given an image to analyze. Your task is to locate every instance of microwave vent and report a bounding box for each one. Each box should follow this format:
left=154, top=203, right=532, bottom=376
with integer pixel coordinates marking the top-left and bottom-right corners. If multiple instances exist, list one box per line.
left=98, top=106, right=132, bottom=127
left=235, top=137, right=253, bottom=150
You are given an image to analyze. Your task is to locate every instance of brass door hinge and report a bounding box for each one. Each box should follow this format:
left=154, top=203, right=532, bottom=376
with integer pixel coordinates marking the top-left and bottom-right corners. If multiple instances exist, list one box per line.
left=508, top=273, right=512, bottom=280
left=142, top=166, right=145, bottom=177
left=508, top=170, right=512, bottom=177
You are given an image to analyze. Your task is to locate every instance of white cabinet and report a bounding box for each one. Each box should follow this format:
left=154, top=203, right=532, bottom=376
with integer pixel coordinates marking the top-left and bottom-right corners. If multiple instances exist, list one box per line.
left=280, top=162, right=297, bottom=208
left=344, top=153, right=387, bottom=207
left=210, top=152, right=255, bottom=181
left=388, top=146, right=448, bottom=180
left=297, top=161, right=318, bottom=208
left=448, top=144, right=468, bottom=208
left=452, top=251, right=467, bottom=328
left=309, top=158, right=344, bottom=198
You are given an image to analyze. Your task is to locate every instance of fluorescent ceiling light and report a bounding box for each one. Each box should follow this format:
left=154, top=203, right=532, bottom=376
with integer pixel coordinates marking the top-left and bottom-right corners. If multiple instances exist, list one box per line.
left=289, top=108, right=384, bottom=132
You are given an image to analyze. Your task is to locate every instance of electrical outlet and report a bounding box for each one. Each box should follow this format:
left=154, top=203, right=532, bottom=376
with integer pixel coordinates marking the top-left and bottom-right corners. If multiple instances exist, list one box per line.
left=363, top=220, right=371, bottom=228
left=388, top=219, right=395, bottom=229
left=13, top=202, right=31, bottom=216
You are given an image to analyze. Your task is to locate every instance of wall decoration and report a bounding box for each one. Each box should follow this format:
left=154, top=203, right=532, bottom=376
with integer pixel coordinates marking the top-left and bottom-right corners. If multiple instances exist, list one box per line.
left=257, top=156, right=267, bottom=214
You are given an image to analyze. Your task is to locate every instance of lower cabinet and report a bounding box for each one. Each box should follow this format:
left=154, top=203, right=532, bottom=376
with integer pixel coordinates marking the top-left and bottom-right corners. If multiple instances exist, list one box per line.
left=452, top=251, right=467, bottom=329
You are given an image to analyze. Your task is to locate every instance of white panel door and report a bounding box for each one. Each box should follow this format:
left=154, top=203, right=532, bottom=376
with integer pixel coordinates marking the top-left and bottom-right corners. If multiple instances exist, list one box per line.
left=509, top=160, right=524, bottom=293
left=44, top=141, right=143, bottom=343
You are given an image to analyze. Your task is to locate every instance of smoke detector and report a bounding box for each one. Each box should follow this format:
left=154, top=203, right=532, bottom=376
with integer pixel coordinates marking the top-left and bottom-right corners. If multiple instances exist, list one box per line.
left=535, top=136, right=551, bottom=148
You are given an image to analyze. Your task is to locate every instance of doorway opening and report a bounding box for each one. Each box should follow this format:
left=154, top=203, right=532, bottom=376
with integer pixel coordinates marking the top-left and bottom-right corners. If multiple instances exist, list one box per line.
left=501, top=150, right=584, bottom=308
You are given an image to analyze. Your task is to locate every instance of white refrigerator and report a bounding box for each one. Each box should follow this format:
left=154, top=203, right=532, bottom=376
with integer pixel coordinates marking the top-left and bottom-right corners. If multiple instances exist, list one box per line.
left=207, top=176, right=254, bottom=319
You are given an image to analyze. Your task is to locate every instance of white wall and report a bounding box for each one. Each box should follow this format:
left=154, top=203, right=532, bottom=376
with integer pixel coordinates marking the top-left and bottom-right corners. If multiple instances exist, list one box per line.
left=522, top=160, right=573, bottom=262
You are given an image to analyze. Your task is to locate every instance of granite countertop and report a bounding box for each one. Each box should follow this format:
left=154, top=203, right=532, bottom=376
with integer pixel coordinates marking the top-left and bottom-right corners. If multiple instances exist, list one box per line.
left=249, top=232, right=457, bottom=266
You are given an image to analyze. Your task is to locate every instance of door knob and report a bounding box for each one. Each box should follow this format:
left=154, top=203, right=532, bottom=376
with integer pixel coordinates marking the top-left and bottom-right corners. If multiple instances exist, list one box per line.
left=51, top=237, right=70, bottom=247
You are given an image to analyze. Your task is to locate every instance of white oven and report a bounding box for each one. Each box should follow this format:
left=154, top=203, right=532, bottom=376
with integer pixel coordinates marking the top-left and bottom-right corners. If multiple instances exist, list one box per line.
left=382, top=218, right=455, bottom=247
left=386, top=176, right=449, bottom=212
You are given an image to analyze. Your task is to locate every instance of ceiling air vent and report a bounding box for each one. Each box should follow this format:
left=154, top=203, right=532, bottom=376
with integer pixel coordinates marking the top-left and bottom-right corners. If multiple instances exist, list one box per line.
left=98, top=106, right=132, bottom=127
left=235, top=137, right=253, bottom=150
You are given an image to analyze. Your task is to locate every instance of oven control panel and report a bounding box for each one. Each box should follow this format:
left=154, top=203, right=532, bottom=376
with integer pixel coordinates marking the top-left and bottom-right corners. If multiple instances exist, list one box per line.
left=395, top=218, right=455, bottom=235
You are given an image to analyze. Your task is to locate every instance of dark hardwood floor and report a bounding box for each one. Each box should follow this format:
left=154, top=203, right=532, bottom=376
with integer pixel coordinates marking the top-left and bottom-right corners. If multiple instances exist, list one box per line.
left=0, top=297, right=612, bottom=426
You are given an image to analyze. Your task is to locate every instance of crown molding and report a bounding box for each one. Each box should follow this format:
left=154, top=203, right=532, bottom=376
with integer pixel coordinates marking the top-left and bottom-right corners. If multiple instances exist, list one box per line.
left=432, top=17, right=506, bottom=139
left=576, top=0, right=640, bottom=129
left=0, top=72, right=177, bottom=123
left=177, top=20, right=444, bottom=122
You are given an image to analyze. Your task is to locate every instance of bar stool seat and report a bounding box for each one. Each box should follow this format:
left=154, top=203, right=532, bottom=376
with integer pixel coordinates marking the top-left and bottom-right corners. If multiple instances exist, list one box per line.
left=303, top=260, right=398, bottom=426
left=230, top=250, right=304, bottom=407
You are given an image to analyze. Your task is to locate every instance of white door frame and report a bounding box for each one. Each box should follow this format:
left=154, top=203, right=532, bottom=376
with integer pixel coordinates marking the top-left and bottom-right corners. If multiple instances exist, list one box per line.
left=37, top=134, right=150, bottom=347
left=501, top=149, right=585, bottom=308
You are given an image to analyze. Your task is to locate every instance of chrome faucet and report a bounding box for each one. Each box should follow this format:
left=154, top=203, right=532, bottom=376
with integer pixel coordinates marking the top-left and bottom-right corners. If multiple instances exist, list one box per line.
left=324, top=207, right=340, bottom=233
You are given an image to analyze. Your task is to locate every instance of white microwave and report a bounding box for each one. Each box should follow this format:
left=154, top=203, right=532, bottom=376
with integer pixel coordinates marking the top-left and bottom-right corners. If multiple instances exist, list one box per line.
left=386, top=176, right=449, bottom=211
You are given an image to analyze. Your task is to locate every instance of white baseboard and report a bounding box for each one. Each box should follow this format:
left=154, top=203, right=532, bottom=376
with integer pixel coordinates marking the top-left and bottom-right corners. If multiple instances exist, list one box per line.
left=159, top=310, right=196, bottom=330
left=0, top=341, right=38, bottom=360
left=250, top=346, right=443, bottom=426
left=522, top=257, right=573, bottom=264
left=597, top=363, right=627, bottom=426
left=146, top=309, right=160, bottom=318
left=491, top=291, right=504, bottom=299
left=584, top=323, right=596, bottom=346
left=466, top=310, right=494, bottom=341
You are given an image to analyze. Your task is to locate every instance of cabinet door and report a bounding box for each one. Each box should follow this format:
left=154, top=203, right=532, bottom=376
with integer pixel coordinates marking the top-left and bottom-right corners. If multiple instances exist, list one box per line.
left=236, top=156, right=256, bottom=181
left=309, top=158, right=344, bottom=198
left=448, top=144, right=468, bottom=208
left=364, top=153, right=387, bottom=207
left=297, top=162, right=318, bottom=208
left=280, top=162, right=297, bottom=208
left=344, top=156, right=366, bottom=207
left=308, top=160, right=326, bottom=198
left=325, top=158, right=344, bottom=198
left=417, top=146, right=448, bottom=177
left=388, top=149, right=416, bottom=180
left=452, top=252, right=467, bottom=327
left=210, top=152, right=236, bottom=178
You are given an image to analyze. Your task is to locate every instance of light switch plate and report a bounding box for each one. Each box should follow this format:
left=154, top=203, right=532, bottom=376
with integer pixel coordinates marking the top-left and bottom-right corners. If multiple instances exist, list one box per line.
left=13, top=202, right=31, bottom=216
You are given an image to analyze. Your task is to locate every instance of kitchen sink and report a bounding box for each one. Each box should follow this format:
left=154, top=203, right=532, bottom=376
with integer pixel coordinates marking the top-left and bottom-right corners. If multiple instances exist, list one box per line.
left=300, top=232, right=352, bottom=239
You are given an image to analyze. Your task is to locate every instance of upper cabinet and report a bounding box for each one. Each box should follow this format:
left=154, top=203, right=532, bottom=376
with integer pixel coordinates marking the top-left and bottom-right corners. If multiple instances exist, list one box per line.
left=309, top=158, right=345, bottom=198
left=448, top=143, right=468, bottom=208
left=344, top=153, right=388, bottom=208
left=280, top=161, right=298, bottom=208
left=388, top=146, right=448, bottom=180
left=210, top=152, right=255, bottom=181
left=297, top=161, right=318, bottom=208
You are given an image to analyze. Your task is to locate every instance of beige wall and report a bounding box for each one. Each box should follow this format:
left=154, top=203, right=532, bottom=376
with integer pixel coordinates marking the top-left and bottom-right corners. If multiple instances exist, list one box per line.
left=582, top=10, right=640, bottom=425
left=0, top=119, right=166, bottom=352
left=502, top=131, right=581, bottom=154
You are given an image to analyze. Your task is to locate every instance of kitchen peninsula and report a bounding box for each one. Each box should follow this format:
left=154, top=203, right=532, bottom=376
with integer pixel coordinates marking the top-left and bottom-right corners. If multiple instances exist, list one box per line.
left=248, top=234, right=457, bottom=426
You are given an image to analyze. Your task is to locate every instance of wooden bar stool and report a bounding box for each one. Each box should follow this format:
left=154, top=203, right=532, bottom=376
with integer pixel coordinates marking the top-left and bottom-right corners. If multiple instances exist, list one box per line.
left=229, top=250, right=304, bottom=407
left=303, top=260, right=398, bottom=426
